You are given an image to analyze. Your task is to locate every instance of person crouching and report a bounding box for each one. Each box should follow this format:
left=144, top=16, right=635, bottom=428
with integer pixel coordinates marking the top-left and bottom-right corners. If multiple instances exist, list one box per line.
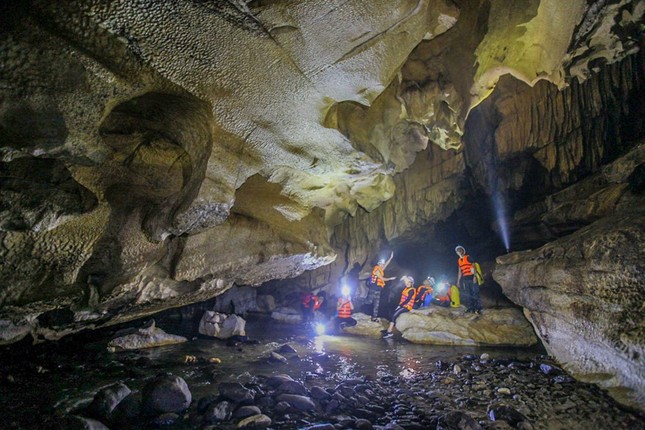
left=332, top=286, right=357, bottom=332
left=382, top=276, right=416, bottom=338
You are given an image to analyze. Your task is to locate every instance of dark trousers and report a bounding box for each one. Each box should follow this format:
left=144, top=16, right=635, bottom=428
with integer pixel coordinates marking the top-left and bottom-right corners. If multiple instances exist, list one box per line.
left=366, top=287, right=382, bottom=318
left=390, top=306, right=409, bottom=323
left=301, top=305, right=314, bottom=323
left=333, top=317, right=357, bottom=331
left=461, top=276, right=482, bottom=311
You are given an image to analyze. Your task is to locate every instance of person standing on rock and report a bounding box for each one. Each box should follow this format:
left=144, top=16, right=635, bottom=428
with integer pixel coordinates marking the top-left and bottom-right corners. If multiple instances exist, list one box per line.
left=382, top=276, right=416, bottom=338
left=456, top=245, right=482, bottom=314
left=367, top=251, right=396, bottom=322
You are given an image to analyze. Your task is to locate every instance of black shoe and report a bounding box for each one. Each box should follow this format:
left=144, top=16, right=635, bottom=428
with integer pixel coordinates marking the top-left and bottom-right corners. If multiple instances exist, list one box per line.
left=382, top=332, right=393, bottom=339
left=371, top=317, right=379, bottom=322
left=475, top=310, right=482, bottom=314
left=380, top=329, right=388, bottom=334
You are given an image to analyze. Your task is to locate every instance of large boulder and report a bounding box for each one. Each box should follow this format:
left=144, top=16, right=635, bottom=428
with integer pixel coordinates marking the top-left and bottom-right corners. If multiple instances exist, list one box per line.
left=341, top=313, right=389, bottom=337
left=141, top=374, right=192, bottom=415
left=495, top=206, right=645, bottom=409
left=394, top=307, right=538, bottom=346
left=198, top=312, right=246, bottom=339
left=87, top=382, right=131, bottom=423
left=107, top=321, right=187, bottom=351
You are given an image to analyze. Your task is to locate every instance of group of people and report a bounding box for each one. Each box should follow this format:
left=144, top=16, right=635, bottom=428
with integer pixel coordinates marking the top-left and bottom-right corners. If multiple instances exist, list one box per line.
left=301, top=245, right=484, bottom=339
left=378, top=245, right=483, bottom=338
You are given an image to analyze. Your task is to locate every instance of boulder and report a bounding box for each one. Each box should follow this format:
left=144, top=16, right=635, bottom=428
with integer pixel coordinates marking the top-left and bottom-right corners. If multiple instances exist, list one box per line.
left=141, top=374, right=192, bottom=415
left=233, top=405, right=262, bottom=419
left=275, top=394, right=316, bottom=411
left=495, top=205, right=645, bottom=410
left=237, top=414, right=272, bottom=429
left=61, top=416, right=110, bottom=430
left=218, top=382, right=254, bottom=403
left=87, top=382, right=131, bottom=422
left=199, top=312, right=246, bottom=339
left=393, top=307, right=537, bottom=346
left=270, top=307, right=302, bottom=325
left=437, top=411, right=482, bottom=430
left=205, top=400, right=233, bottom=422
left=107, top=321, right=187, bottom=351
left=341, top=313, right=388, bottom=337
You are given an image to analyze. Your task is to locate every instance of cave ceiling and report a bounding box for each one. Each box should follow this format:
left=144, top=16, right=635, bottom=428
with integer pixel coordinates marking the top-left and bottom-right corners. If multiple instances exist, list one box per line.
left=0, top=0, right=642, bottom=342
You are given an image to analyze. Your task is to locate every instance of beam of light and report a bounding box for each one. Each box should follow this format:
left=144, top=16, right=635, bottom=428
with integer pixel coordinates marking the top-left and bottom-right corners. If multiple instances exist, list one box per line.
left=493, top=190, right=510, bottom=252
left=341, top=285, right=350, bottom=297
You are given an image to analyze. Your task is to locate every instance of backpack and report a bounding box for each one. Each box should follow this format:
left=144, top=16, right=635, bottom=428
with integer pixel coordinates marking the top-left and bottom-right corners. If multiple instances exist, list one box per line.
left=474, top=262, right=484, bottom=286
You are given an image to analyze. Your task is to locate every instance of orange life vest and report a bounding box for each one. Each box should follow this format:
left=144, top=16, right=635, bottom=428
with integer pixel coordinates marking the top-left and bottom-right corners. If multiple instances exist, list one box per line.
left=371, top=265, right=385, bottom=287
left=458, top=255, right=474, bottom=277
left=337, top=299, right=352, bottom=318
left=416, top=286, right=432, bottom=303
left=399, top=286, right=416, bottom=311
left=301, top=293, right=318, bottom=308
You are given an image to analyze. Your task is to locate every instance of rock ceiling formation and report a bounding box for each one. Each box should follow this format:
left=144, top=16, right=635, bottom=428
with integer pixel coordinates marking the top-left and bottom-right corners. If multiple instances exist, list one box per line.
left=0, top=0, right=643, bottom=409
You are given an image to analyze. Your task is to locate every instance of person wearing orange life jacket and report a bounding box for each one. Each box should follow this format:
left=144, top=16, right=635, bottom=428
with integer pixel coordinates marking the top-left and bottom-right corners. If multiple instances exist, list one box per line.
left=414, top=277, right=434, bottom=308
left=382, top=276, right=416, bottom=338
left=430, top=278, right=451, bottom=308
left=332, top=287, right=357, bottom=332
left=366, top=251, right=396, bottom=322
left=301, top=292, right=322, bottom=325
left=456, top=245, right=482, bottom=314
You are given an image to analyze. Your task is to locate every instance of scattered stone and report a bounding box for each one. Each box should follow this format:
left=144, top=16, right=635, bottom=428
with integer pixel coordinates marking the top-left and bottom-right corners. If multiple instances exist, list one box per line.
left=269, top=352, right=288, bottom=363
left=552, top=375, right=575, bottom=384
left=205, top=400, right=233, bottom=422
left=276, top=394, right=316, bottom=411
left=437, top=411, right=482, bottom=430
left=310, top=386, right=331, bottom=399
left=218, top=382, right=254, bottom=403
left=300, top=423, right=336, bottom=430
left=141, top=374, right=192, bottom=415
left=488, top=404, right=528, bottom=426
left=234, top=405, right=262, bottom=419
left=152, top=412, right=179, bottom=426
left=453, top=364, right=462, bottom=374
left=111, top=393, right=141, bottom=424
left=276, top=344, right=298, bottom=354
left=266, top=374, right=294, bottom=387
left=274, top=401, right=291, bottom=413
left=62, top=415, right=110, bottom=430
left=197, top=395, right=219, bottom=413
left=301, top=424, right=335, bottom=430
left=277, top=380, right=308, bottom=395
left=480, top=353, right=491, bottom=361
left=497, top=387, right=512, bottom=395
left=539, top=363, right=561, bottom=375
left=87, top=382, right=131, bottom=422
left=354, top=418, right=373, bottom=430
left=237, top=413, right=272, bottom=429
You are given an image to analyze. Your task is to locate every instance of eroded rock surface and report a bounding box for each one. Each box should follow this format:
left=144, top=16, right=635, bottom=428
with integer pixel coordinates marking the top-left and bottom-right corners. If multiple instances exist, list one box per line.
left=395, top=307, right=538, bottom=346
left=494, top=146, right=645, bottom=409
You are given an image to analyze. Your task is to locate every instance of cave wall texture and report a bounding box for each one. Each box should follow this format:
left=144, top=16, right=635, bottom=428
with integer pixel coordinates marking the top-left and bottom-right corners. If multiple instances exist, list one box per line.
left=0, top=0, right=643, bottom=409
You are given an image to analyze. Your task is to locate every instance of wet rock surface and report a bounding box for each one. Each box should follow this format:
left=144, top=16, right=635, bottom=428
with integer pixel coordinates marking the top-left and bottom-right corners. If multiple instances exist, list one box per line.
left=1, top=319, right=642, bottom=429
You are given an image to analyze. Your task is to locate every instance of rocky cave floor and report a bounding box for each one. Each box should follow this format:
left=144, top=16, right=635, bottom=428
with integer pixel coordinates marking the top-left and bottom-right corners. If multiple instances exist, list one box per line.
left=1, top=317, right=643, bottom=430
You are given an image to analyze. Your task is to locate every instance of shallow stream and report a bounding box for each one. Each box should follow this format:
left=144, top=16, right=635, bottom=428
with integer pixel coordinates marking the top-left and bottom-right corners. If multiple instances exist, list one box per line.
left=1, top=316, right=641, bottom=429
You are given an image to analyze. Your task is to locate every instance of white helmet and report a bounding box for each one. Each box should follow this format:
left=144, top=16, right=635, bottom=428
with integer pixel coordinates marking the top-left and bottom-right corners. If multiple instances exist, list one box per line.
left=455, top=245, right=465, bottom=253
left=400, top=275, right=414, bottom=284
